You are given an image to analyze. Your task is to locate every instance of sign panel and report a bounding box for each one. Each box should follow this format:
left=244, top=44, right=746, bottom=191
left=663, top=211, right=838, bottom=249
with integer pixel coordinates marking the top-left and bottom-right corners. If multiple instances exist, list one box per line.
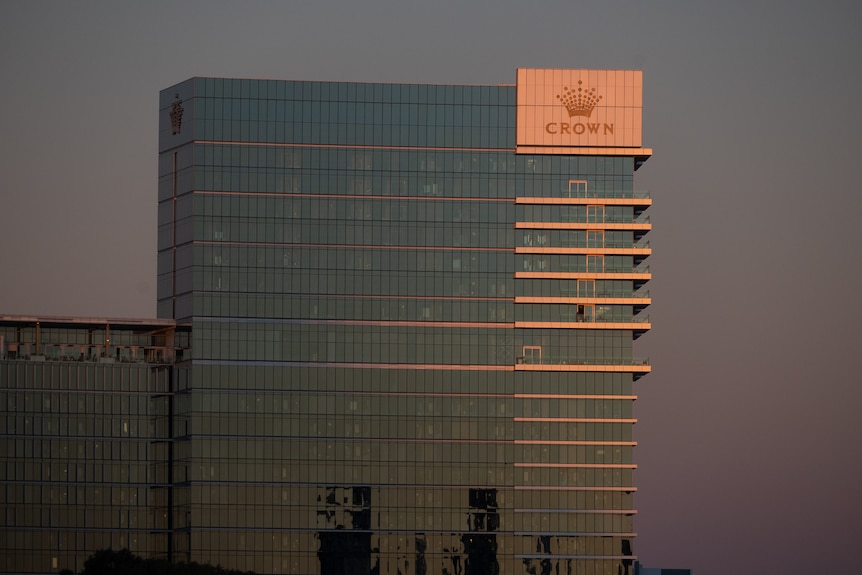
left=516, top=69, right=643, bottom=150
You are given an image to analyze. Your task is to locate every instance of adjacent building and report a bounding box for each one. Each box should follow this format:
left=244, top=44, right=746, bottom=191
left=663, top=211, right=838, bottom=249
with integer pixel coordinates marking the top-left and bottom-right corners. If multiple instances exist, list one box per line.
left=0, top=316, right=190, bottom=572
left=634, top=562, right=692, bottom=575
left=2, top=68, right=653, bottom=575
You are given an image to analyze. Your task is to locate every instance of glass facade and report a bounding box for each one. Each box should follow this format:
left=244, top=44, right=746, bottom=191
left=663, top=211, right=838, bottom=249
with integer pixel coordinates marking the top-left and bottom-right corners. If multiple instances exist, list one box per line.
left=156, top=73, right=652, bottom=575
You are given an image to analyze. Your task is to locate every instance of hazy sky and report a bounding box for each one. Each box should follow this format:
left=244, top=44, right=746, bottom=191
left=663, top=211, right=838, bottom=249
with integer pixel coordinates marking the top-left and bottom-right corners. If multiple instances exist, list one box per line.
left=2, top=1, right=862, bottom=573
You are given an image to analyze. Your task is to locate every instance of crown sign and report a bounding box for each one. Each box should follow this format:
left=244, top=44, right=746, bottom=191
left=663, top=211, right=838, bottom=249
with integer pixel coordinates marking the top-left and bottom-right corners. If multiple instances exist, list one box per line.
left=556, top=81, right=602, bottom=118
left=170, top=95, right=184, bottom=135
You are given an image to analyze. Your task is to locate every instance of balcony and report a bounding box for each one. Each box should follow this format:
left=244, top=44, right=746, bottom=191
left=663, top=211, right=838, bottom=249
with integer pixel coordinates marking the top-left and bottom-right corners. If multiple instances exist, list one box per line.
left=514, top=356, right=651, bottom=380
left=516, top=191, right=651, bottom=203
left=515, top=316, right=650, bottom=339
left=514, top=220, right=651, bottom=239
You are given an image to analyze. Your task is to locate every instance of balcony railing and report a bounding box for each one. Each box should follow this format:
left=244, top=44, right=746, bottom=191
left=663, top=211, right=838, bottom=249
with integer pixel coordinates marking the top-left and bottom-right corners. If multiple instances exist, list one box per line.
left=556, top=314, right=651, bottom=323
left=517, top=356, right=650, bottom=366
left=564, top=190, right=651, bottom=200
left=557, top=289, right=650, bottom=298
left=557, top=214, right=651, bottom=225
left=0, top=343, right=187, bottom=364
left=552, top=239, right=651, bottom=249
left=534, top=264, right=650, bottom=274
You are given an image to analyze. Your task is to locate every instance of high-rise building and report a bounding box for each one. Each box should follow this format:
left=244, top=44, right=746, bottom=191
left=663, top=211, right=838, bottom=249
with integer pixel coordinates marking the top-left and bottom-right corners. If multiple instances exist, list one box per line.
left=156, top=68, right=652, bottom=575
left=1, top=69, right=652, bottom=575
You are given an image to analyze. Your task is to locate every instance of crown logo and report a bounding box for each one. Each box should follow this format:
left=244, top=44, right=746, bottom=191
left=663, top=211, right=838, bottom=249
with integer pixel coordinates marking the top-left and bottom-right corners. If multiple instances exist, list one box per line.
left=556, top=81, right=602, bottom=118
left=170, top=94, right=184, bottom=135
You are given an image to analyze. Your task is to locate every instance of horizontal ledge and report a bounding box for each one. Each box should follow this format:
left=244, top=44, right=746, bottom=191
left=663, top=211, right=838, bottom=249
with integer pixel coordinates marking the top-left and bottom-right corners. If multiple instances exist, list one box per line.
left=515, top=364, right=650, bottom=373
left=513, top=486, right=637, bottom=492
left=515, top=297, right=650, bottom=305
left=514, top=554, right=639, bottom=560
left=197, top=190, right=512, bottom=202
left=516, top=145, right=653, bottom=157
left=514, top=509, right=637, bottom=515
left=512, top=417, right=638, bottom=423
left=514, top=463, right=637, bottom=469
left=515, top=197, right=651, bottom=206
left=516, top=247, right=651, bottom=255
left=513, top=394, right=637, bottom=400
left=513, top=532, right=637, bottom=537
left=195, top=360, right=514, bottom=371
left=514, top=321, right=650, bottom=330
left=196, top=240, right=511, bottom=252
left=515, top=272, right=651, bottom=280
left=195, top=317, right=514, bottom=328
left=515, top=222, right=651, bottom=230
left=515, top=417, right=638, bottom=423
left=198, top=140, right=514, bottom=153
left=514, top=440, right=637, bottom=446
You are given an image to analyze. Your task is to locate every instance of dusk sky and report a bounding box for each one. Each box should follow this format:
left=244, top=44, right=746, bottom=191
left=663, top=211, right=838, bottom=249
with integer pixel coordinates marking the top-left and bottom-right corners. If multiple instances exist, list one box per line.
left=2, top=1, right=861, bottom=573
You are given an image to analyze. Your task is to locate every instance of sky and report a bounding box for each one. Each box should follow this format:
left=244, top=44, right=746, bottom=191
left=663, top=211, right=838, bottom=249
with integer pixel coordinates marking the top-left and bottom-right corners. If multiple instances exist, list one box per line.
left=2, top=1, right=862, bottom=573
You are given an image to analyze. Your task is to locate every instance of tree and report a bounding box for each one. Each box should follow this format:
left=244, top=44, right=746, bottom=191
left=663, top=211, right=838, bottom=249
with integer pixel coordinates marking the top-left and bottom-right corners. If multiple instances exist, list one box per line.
left=80, top=548, right=257, bottom=575
left=82, top=548, right=144, bottom=575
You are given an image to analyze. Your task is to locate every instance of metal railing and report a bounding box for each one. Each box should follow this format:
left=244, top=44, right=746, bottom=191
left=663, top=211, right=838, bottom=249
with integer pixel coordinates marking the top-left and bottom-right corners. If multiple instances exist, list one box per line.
left=518, top=356, right=650, bottom=366
left=563, top=190, right=651, bottom=200
left=556, top=214, right=651, bottom=225
left=552, top=239, right=651, bottom=249
left=556, top=290, right=650, bottom=298
left=557, top=314, right=650, bottom=323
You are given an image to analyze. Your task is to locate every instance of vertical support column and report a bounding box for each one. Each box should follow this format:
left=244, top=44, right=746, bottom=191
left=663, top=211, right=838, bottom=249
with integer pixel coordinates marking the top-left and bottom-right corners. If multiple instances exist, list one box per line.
left=172, top=151, right=178, bottom=318
left=167, top=366, right=174, bottom=563
left=164, top=327, right=175, bottom=363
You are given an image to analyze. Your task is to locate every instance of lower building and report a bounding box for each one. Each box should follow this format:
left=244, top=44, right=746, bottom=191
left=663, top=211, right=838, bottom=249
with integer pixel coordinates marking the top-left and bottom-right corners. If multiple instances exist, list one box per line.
left=634, top=562, right=692, bottom=575
left=0, top=316, right=189, bottom=574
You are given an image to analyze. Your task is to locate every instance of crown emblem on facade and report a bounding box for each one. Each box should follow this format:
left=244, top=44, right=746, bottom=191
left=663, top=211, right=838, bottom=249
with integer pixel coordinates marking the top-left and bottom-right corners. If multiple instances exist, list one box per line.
left=170, top=94, right=184, bottom=135
left=556, top=81, right=602, bottom=117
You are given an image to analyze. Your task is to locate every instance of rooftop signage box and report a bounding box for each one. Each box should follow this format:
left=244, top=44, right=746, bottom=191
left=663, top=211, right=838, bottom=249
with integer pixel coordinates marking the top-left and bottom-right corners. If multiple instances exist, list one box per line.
left=516, top=68, right=648, bottom=156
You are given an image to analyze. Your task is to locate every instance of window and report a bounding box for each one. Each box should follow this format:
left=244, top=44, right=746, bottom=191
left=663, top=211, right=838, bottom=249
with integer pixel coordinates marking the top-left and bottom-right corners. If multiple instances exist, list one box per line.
left=586, top=205, right=604, bottom=223
left=522, top=346, right=542, bottom=364
left=568, top=179, right=588, bottom=198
